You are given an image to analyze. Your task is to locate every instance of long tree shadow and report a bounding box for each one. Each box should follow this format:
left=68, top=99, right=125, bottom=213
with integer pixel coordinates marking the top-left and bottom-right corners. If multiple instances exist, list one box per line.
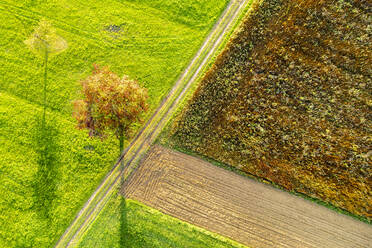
left=120, top=184, right=152, bottom=247
left=32, top=115, right=60, bottom=220
left=119, top=195, right=130, bottom=247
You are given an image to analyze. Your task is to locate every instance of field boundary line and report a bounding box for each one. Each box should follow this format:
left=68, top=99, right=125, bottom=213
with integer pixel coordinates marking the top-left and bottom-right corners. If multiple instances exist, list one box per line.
left=55, top=0, right=252, bottom=247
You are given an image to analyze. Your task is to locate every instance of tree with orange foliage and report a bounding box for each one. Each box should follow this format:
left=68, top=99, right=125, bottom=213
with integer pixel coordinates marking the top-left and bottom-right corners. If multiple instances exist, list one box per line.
left=73, top=64, right=149, bottom=154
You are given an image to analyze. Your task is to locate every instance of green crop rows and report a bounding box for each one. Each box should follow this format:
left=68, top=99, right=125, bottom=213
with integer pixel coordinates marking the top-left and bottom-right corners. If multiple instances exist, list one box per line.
left=0, top=0, right=228, bottom=247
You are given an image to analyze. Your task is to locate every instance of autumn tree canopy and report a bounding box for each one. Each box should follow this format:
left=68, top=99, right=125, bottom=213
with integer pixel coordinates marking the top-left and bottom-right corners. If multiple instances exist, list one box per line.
left=73, top=64, right=149, bottom=153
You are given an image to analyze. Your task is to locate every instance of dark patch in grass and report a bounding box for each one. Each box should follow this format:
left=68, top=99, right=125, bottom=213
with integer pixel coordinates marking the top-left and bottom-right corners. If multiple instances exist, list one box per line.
left=120, top=196, right=154, bottom=247
left=105, top=25, right=122, bottom=33
left=32, top=115, right=60, bottom=220
left=83, top=145, right=95, bottom=151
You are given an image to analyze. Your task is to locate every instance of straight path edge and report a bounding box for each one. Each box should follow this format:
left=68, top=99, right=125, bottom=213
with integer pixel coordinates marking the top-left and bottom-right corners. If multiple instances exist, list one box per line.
left=54, top=0, right=257, bottom=247
left=123, top=145, right=372, bottom=248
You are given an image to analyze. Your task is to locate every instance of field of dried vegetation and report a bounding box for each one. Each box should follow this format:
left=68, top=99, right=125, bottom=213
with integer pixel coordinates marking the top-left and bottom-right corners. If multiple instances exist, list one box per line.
left=171, top=0, right=371, bottom=219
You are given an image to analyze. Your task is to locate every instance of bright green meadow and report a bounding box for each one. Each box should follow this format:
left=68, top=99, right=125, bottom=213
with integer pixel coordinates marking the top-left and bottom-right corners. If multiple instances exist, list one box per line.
left=0, top=0, right=228, bottom=247
left=77, top=195, right=247, bottom=248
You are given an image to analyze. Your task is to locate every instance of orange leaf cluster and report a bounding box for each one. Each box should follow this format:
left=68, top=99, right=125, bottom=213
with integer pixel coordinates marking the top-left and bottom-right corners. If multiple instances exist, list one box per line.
left=73, top=64, right=148, bottom=139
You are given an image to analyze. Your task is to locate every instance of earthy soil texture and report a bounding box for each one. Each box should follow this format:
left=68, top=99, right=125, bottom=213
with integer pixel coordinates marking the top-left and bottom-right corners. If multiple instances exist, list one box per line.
left=170, top=0, right=372, bottom=218
left=122, top=145, right=372, bottom=248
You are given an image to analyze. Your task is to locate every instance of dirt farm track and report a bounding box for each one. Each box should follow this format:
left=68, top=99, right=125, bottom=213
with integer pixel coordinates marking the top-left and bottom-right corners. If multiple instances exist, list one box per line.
left=122, top=145, right=372, bottom=248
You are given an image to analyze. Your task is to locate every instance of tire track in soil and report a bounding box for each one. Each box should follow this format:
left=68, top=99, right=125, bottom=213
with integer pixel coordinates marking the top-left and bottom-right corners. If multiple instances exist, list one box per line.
left=167, top=164, right=364, bottom=244
left=122, top=145, right=372, bottom=248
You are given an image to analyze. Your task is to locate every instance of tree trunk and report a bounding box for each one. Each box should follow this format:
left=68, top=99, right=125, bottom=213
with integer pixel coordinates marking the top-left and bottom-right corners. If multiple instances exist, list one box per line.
left=42, top=49, right=48, bottom=129
left=119, top=132, right=124, bottom=155
left=41, top=50, right=48, bottom=169
left=119, top=125, right=124, bottom=168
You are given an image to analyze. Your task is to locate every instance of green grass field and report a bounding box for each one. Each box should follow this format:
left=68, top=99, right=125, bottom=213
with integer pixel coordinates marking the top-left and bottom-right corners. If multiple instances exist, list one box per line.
left=0, top=0, right=229, bottom=247
left=77, top=195, right=247, bottom=248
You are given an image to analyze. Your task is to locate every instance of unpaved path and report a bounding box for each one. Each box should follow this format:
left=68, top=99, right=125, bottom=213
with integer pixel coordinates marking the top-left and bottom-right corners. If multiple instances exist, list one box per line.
left=55, top=1, right=253, bottom=246
left=123, top=145, right=372, bottom=248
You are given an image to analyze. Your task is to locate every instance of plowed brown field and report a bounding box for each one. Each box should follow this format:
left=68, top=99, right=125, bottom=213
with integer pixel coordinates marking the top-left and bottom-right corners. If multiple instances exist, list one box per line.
left=122, top=145, right=372, bottom=248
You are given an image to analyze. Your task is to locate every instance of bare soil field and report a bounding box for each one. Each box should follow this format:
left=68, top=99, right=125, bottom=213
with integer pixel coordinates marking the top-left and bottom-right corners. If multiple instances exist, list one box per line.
left=122, top=145, right=372, bottom=248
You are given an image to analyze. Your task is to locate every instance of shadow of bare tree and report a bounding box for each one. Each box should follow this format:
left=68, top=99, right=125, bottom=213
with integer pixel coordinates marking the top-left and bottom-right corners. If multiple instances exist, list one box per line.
left=32, top=115, right=60, bottom=220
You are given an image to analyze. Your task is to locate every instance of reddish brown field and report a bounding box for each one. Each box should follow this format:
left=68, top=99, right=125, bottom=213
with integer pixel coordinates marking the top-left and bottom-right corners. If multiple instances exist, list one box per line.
left=122, top=145, right=372, bottom=248
left=171, top=0, right=371, bottom=218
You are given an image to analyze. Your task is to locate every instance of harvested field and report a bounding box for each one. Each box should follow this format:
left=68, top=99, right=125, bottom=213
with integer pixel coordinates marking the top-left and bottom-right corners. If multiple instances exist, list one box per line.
left=171, top=0, right=372, bottom=218
left=122, top=145, right=372, bottom=248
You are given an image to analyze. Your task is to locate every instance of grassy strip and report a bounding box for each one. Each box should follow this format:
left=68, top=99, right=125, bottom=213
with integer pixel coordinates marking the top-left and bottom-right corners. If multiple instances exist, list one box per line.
left=0, top=1, right=230, bottom=247
left=56, top=1, right=253, bottom=245
left=76, top=194, right=248, bottom=248
left=0, top=0, right=228, bottom=117
left=0, top=92, right=117, bottom=247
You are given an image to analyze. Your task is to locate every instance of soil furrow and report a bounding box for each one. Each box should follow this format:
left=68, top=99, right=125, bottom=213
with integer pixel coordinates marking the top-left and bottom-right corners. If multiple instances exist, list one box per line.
left=123, top=145, right=372, bottom=248
left=158, top=177, right=317, bottom=247
left=159, top=149, right=370, bottom=243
